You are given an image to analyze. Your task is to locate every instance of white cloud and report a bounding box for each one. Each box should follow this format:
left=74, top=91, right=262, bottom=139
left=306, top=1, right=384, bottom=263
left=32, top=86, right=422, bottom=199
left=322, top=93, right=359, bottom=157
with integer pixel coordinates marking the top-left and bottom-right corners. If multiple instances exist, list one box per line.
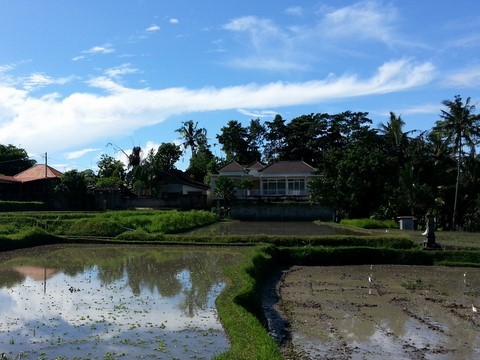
left=73, top=43, right=115, bottom=61
left=444, top=66, right=480, bottom=87
left=65, top=148, right=101, bottom=160
left=225, top=57, right=308, bottom=71
left=0, top=64, right=14, bottom=73
left=237, top=109, right=279, bottom=118
left=22, top=73, right=74, bottom=91
left=0, top=59, right=434, bottom=155
left=224, top=16, right=283, bottom=49
left=104, top=64, right=139, bottom=79
left=285, top=6, right=303, bottom=17
left=146, top=25, right=160, bottom=32
left=222, top=2, right=404, bottom=72
left=169, top=18, right=179, bottom=24
left=320, top=1, right=397, bottom=44
left=85, top=44, right=115, bottom=55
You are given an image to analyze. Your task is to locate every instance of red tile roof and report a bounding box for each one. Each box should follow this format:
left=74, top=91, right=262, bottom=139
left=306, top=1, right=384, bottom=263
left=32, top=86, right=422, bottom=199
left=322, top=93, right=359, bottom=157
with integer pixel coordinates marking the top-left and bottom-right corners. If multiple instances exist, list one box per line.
left=14, top=164, right=62, bottom=182
left=259, top=161, right=317, bottom=174
left=218, top=161, right=248, bottom=173
left=0, top=175, right=19, bottom=183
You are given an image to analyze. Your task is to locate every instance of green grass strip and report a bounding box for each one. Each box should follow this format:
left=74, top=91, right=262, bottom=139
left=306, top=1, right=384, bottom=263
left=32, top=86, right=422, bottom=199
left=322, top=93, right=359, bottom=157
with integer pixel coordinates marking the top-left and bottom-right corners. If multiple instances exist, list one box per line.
left=215, top=245, right=283, bottom=360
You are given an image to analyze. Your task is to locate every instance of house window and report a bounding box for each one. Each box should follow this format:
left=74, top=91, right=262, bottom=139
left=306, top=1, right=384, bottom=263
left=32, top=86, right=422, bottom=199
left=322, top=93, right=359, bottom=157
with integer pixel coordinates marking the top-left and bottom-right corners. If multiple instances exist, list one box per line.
left=287, top=179, right=305, bottom=195
left=262, top=179, right=287, bottom=195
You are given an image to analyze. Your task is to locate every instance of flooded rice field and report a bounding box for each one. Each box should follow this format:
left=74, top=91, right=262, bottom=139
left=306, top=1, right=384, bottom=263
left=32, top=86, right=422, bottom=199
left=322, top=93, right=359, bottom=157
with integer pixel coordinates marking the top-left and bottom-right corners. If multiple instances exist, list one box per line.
left=277, top=265, right=480, bottom=360
left=185, top=220, right=364, bottom=236
left=0, top=245, right=243, bottom=359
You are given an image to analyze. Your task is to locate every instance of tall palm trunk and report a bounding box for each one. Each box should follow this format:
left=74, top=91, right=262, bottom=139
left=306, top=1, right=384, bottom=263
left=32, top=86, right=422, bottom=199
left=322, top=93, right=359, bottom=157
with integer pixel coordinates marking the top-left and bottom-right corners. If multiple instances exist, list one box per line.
left=452, top=137, right=461, bottom=230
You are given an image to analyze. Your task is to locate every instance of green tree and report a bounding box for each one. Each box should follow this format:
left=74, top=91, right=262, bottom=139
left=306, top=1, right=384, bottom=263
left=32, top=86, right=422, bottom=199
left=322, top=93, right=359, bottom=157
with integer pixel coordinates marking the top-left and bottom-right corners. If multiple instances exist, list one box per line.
left=245, top=118, right=266, bottom=163
left=96, top=154, right=125, bottom=187
left=238, top=178, right=254, bottom=200
left=310, top=115, right=392, bottom=219
left=264, top=114, right=287, bottom=162
left=186, top=143, right=215, bottom=183
left=216, top=120, right=249, bottom=163
left=55, top=169, right=91, bottom=209
left=153, top=143, right=182, bottom=171
left=378, top=112, right=410, bottom=151
left=176, top=120, right=207, bottom=156
left=214, top=176, right=236, bottom=208
left=0, top=144, right=36, bottom=175
left=282, top=113, right=328, bottom=166
left=432, top=95, right=480, bottom=229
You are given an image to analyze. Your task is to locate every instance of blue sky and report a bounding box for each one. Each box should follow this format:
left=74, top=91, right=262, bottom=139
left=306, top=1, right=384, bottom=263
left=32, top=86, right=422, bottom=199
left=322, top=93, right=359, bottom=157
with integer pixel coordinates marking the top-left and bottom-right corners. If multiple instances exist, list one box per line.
left=0, top=0, right=479, bottom=172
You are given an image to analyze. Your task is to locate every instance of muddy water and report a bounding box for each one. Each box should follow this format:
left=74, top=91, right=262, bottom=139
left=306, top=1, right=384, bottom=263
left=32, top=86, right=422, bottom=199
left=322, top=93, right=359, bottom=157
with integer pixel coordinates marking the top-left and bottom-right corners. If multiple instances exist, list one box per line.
left=0, top=244, right=242, bottom=359
left=278, top=265, right=480, bottom=360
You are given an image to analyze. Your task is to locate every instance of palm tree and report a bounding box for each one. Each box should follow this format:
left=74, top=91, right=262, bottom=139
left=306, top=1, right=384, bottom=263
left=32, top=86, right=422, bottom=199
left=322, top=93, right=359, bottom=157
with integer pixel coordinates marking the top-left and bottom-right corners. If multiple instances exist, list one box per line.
left=176, top=120, right=207, bottom=156
left=378, top=112, right=416, bottom=152
left=434, top=95, right=480, bottom=229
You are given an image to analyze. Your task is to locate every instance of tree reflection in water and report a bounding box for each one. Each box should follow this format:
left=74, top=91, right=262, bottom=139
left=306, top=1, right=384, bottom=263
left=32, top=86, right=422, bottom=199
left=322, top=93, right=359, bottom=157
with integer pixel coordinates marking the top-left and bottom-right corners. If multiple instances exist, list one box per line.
left=0, top=244, right=243, bottom=359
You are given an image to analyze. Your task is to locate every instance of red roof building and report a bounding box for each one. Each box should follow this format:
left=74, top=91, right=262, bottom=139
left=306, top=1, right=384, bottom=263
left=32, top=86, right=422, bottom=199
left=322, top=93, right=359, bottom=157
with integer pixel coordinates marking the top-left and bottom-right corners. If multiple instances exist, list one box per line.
left=0, top=164, right=62, bottom=201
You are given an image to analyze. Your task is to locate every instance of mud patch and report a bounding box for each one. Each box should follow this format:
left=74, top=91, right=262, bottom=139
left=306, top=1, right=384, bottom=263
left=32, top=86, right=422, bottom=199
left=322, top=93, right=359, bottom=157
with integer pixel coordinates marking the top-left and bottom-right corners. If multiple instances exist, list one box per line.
left=274, top=265, right=480, bottom=360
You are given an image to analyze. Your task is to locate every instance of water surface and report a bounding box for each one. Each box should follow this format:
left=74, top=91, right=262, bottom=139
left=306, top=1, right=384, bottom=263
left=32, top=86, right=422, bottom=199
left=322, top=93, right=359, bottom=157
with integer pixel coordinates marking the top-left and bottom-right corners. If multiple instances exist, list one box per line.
left=186, top=220, right=363, bottom=236
left=278, top=265, right=480, bottom=360
left=0, top=245, right=242, bottom=359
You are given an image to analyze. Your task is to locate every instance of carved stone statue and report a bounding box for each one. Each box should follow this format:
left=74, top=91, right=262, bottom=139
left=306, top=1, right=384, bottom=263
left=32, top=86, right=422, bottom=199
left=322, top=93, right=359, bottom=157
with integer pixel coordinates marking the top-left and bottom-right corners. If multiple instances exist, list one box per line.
left=423, top=214, right=441, bottom=249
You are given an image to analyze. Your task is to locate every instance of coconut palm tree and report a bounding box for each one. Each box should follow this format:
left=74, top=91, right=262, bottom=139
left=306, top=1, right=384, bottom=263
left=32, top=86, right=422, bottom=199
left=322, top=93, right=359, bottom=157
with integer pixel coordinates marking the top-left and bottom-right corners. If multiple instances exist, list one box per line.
left=378, top=112, right=418, bottom=153
left=434, top=95, right=480, bottom=229
left=175, top=120, right=207, bottom=156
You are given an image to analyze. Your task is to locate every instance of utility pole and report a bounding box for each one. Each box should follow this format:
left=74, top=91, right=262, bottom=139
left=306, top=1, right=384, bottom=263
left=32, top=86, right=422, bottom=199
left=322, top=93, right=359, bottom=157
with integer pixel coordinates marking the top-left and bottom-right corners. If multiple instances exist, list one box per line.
left=44, top=152, right=48, bottom=178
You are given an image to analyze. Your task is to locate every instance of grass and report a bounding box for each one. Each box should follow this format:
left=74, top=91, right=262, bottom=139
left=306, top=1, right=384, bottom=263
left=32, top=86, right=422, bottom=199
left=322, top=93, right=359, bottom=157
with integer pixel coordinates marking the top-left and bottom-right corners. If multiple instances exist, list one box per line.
left=0, top=209, right=218, bottom=238
left=215, top=245, right=283, bottom=360
left=340, top=218, right=398, bottom=229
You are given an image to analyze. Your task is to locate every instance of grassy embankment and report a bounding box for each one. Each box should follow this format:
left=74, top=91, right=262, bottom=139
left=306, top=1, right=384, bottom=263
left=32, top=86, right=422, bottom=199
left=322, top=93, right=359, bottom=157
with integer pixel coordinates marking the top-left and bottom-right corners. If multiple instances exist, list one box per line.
left=1, top=210, right=479, bottom=359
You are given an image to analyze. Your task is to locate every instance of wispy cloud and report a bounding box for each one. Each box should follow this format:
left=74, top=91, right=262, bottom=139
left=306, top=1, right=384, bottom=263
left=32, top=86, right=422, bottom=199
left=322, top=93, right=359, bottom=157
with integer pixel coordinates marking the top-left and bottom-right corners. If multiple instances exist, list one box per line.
left=237, top=109, right=279, bottom=118
left=319, top=1, right=397, bottom=44
left=222, top=2, right=404, bottom=72
left=169, top=18, right=179, bottom=24
left=22, top=73, right=74, bottom=91
left=444, top=65, right=480, bottom=87
left=285, top=6, right=303, bottom=17
left=0, top=64, right=15, bottom=73
left=0, top=59, right=434, bottom=154
left=146, top=25, right=160, bottom=32
left=72, top=43, right=115, bottom=61
left=104, top=64, right=140, bottom=79
left=65, top=148, right=101, bottom=159
left=85, top=44, right=115, bottom=55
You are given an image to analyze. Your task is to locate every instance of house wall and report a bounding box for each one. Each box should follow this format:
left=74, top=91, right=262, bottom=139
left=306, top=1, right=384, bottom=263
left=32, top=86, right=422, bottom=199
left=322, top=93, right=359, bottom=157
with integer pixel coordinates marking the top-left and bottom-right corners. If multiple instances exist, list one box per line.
left=230, top=203, right=334, bottom=221
left=122, top=194, right=207, bottom=210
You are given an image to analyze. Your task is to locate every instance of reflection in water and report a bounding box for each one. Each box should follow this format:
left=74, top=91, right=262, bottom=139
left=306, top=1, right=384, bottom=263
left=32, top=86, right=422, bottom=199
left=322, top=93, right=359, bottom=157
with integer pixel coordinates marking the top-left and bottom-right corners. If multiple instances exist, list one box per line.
left=279, top=265, right=480, bottom=360
left=0, top=245, right=242, bottom=359
left=185, top=220, right=364, bottom=236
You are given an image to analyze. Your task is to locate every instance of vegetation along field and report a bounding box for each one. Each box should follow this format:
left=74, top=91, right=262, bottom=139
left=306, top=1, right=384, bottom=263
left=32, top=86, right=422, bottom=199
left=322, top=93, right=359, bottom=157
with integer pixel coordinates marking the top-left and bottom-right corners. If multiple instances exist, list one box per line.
left=0, top=211, right=479, bottom=359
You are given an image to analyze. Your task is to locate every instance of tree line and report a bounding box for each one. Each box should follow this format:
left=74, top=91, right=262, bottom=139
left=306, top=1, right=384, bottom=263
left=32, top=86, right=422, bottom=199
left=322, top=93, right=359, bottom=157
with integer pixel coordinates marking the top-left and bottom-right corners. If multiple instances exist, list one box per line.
left=1, top=95, right=479, bottom=230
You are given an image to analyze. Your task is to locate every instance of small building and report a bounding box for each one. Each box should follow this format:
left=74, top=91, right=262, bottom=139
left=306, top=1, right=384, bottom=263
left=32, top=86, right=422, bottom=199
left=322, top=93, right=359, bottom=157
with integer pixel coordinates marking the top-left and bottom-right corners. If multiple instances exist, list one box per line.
left=119, top=169, right=210, bottom=210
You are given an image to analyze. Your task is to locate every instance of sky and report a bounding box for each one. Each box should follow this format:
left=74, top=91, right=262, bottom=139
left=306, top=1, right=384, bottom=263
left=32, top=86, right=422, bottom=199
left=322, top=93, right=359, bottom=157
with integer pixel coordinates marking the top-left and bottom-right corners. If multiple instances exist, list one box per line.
left=1, top=0, right=479, bottom=173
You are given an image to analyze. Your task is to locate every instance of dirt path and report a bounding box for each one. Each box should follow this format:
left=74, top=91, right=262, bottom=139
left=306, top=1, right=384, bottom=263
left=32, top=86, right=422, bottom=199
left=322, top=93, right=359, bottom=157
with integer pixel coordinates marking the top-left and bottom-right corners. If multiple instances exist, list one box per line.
left=273, top=265, right=480, bottom=360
